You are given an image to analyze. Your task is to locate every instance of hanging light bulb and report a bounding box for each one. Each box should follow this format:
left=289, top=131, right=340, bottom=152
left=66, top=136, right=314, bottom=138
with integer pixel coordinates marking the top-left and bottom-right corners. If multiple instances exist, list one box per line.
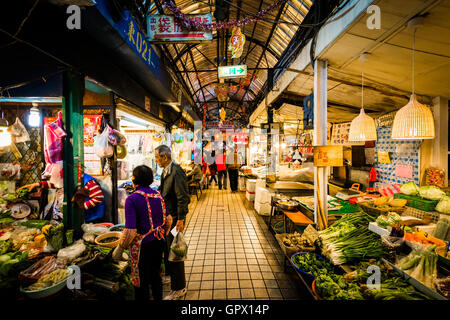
left=348, top=53, right=377, bottom=141
left=28, top=104, right=40, bottom=127
left=392, top=17, right=435, bottom=140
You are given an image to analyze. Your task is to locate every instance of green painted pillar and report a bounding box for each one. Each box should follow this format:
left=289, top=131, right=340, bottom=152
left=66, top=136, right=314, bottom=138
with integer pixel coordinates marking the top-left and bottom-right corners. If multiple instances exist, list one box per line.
left=62, top=71, right=84, bottom=238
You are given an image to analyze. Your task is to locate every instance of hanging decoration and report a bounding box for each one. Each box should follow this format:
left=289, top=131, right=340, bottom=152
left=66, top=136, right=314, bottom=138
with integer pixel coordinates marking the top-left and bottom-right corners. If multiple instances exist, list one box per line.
left=163, top=0, right=288, bottom=31
left=220, top=108, right=226, bottom=121
left=228, top=26, right=246, bottom=58
left=214, top=83, right=230, bottom=102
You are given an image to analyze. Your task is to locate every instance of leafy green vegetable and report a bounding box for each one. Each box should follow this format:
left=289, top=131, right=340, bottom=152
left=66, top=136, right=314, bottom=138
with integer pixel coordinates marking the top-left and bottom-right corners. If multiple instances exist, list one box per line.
left=418, top=185, right=445, bottom=200
left=0, top=240, right=11, bottom=255
left=18, top=220, right=49, bottom=230
left=400, top=181, right=419, bottom=196
left=435, top=196, right=450, bottom=214
left=292, top=253, right=334, bottom=277
left=0, top=217, right=14, bottom=225
left=45, top=224, right=65, bottom=251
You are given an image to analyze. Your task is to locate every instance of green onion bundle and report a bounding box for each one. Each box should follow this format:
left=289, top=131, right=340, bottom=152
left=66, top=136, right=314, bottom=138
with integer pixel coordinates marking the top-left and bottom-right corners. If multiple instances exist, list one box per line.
left=319, top=212, right=383, bottom=265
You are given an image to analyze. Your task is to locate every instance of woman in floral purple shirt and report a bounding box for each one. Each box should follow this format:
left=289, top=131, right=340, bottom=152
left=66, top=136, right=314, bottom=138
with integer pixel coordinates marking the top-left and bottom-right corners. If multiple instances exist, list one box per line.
left=113, top=165, right=172, bottom=300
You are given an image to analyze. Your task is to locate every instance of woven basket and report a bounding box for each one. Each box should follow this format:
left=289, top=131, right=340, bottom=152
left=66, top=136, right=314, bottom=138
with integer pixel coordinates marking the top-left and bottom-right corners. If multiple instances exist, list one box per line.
left=358, top=201, right=406, bottom=217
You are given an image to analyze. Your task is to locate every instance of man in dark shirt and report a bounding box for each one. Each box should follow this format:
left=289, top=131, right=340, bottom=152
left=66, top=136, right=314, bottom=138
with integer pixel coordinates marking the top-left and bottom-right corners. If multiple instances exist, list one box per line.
left=155, top=145, right=190, bottom=300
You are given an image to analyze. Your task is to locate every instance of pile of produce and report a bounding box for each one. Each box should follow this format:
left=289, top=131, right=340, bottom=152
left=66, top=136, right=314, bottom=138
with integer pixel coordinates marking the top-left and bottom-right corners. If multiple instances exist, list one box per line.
left=281, top=232, right=315, bottom=253
left=71, top=247, right=100, bottom=266
left=315, top=273, right=364, bottom=300
left=291, top=253, right=334, bottom=277
left=397, top=244, right=438, bottom=289
left=319, top=212, right=384, bottom=265
left=404, top=230, right=446, bottom=247
left=343, top=260, right=430, bottom=300
left=42, top=224, right=64, bottom=251
left=376, top=212, right=402, bottom=229
left=19, top=255, right=67, bottom=285
left=0, top=250, right=33, bottom=290
left=25, top=268, right=70, bottom=291
left=399, top=181, right=449, bottom=213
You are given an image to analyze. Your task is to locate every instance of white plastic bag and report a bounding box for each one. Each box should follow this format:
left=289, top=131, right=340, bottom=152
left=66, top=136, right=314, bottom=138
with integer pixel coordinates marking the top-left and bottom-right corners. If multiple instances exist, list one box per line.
left=81, top=223, right=110, bottom=236
left=10, top=117, right=30, bottom=143
left=57, top=239, right=86, bottom=262
left=168, top=232, right=188, bottom=262
left=94, top=127, right=114, bottom=158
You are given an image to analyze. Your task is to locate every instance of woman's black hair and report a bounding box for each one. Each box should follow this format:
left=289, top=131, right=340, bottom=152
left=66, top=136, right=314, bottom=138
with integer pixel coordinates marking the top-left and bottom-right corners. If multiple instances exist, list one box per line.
left=132, top=165, right=154, bottom=187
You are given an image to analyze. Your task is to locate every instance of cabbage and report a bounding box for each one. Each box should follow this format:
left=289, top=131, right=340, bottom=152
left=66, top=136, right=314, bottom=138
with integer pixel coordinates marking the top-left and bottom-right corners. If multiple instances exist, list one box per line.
left=400, top=181, right=419, bottom=196
left=436, top=196, right=450, bottom=214
left=418, top=186, right=445, bottom=200
left=376, top=215, right=391, bottom=228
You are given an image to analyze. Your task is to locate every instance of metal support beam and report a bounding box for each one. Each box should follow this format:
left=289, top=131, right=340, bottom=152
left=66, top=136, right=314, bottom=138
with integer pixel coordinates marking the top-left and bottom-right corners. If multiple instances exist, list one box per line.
left=109, top=92, right=118, bottom=224
left=62, top=71, right=84, bottom=238
left=313, top=59, right=328, bottom=230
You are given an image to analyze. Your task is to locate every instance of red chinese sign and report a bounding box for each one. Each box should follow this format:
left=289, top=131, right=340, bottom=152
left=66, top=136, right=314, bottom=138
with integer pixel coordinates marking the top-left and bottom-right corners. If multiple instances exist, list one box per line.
left=147, top=14, right=213, bottom=42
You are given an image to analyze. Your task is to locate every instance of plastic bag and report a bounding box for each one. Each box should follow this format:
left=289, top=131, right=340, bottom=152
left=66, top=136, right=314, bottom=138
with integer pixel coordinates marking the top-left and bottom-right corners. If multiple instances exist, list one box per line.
left=93, top=127, right=113, bottom=158
left=10, top=117, right=30, bottom=143
left=108, top=127, right=127, bottom=146
left=57, top=239, right=86, bottom=262
left=81, top=223, right=110, bottom=236
left=168, top=232, right=188, bottom=262
left=49, top=161, right=64, bottom=188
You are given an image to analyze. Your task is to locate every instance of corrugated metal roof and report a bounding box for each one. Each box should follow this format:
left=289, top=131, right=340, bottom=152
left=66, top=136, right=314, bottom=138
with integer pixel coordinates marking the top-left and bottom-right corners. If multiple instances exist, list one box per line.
left=149, top=0, right=313, bottom=122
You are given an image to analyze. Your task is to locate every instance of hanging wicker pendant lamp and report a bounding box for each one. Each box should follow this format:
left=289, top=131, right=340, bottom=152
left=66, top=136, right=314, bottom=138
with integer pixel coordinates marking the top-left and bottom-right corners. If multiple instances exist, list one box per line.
left=391, top=17, right=435, bottom=140
left=348, top=53, right=377, bottom=141
left=348, top=107, right=378, bottom=141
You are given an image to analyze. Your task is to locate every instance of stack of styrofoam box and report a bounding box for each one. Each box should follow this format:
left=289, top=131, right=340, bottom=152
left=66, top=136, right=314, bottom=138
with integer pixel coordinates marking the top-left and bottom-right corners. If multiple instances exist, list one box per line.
left=239, top=175, right=246, bottom=192
left=254, top=187, right=274, bottom=216
left=245, top=179, right=257, bottom=202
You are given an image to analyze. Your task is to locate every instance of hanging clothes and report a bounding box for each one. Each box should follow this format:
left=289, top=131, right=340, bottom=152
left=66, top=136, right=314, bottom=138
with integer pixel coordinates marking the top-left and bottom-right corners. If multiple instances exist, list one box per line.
left=43, top=112, right=66, bottom=188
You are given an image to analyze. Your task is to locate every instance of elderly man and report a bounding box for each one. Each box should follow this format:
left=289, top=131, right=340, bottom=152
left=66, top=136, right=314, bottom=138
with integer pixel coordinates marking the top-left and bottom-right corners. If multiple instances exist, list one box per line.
left=155, top=145, right=190, bottom=300
left=186, top=161, right=203, bottom=184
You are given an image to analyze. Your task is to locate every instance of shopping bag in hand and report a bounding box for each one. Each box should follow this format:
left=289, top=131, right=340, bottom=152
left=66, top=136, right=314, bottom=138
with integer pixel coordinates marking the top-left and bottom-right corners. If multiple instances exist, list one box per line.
left=168, top=232, right=188, bottom=262
left=93, top=126, right=114, bottom=158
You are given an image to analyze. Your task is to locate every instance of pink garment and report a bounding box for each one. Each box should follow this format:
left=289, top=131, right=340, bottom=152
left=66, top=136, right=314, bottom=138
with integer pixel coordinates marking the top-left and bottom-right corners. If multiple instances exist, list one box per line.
left=43, top=112, right=67, bottom=178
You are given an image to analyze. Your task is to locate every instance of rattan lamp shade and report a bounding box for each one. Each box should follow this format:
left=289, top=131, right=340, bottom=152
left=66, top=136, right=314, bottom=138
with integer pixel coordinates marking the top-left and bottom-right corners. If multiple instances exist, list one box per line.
left=348, top=108, right=377, bottom=141
left=391, top=94, right=435, bottom=139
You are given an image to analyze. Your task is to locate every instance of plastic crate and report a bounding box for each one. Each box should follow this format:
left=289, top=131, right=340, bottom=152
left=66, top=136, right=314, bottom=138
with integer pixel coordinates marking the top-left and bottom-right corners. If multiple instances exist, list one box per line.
left=394, top=193, right=439, bottom=212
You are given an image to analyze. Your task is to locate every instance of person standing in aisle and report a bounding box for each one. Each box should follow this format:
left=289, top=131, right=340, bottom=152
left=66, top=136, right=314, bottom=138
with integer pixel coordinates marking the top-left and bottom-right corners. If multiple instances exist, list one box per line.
left=227, top=149, right=241, bottom=193
left=113, top=165, right=169, bottom=301
left=216, top=147, right=227, bottom=190
left=155, top=145, right=190, bottom=300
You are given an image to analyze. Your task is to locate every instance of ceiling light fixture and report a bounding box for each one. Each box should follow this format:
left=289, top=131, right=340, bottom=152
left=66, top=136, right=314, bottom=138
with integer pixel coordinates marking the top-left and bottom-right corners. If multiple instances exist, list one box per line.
left=348, top=53, right=377, bottom=141
left=391, top=16, right=435, bottom=140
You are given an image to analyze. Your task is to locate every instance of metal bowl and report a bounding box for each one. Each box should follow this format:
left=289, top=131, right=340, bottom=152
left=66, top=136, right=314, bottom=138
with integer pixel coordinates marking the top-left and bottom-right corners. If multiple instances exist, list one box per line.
left=20, top=267, right=74, bottom=299
left=277, top=200, right=298, bottom=211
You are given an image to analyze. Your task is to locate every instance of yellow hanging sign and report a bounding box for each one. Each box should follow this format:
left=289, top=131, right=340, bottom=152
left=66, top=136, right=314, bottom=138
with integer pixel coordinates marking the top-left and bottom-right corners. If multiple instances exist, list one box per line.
left=378, top=151, right=391, bottom=164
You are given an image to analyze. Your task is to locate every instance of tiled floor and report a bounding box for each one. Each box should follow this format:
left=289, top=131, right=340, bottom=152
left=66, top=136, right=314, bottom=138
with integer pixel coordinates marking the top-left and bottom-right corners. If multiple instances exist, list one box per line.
left=163, top=185, right=306, bottom=300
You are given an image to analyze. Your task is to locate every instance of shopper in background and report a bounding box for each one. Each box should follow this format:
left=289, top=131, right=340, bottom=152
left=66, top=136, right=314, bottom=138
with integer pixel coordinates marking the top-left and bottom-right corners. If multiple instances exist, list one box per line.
left=216, top=148, right=227, bottom=190
left=227, top=149, right=241, bottom=193
left=155, top=145, right=190, bottom=300
left=208, top=154, right=218, bottom=187
left=186, top=161, right=203, bottom=184
left=112, top=165, right=169, bottom=301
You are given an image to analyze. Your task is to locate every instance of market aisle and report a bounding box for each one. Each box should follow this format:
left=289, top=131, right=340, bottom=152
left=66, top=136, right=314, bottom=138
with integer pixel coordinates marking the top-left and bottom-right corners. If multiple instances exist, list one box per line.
left=162, top=186, right=307, bottom=300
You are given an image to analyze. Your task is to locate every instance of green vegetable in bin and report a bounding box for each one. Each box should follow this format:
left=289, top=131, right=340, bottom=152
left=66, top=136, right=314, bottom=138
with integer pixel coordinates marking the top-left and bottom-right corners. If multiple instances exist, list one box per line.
left=400, top=181, right=419, bottom=196
left=66, top=229, right=74, bottom=245
left=0, top=240, right=12, bottom=255
left=44, top=223, right=65, bottom=251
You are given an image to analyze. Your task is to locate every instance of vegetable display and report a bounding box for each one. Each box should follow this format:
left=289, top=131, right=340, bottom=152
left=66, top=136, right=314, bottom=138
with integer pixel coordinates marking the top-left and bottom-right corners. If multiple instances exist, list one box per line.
left=43, top=224, right=64, bottom=251
left=291, top=253, right=334, bottom=277
left=0, top=240, right=11, bottom=255
left=25, top=268, right=70, bottom=291
left=404, top=230, right=446, bottom=247
left=435, top=196, right=450, bottom=214
left=18, top=220, right=49, bottom=230
left=397, top=245, right=438, bottom=289
left=400, top=181, right=419, bottom=196
left=418, top=186, right=446, bottom=201
left=319, top=212, right=384, bottom=265
left=376, top=212, right=402, bottom=229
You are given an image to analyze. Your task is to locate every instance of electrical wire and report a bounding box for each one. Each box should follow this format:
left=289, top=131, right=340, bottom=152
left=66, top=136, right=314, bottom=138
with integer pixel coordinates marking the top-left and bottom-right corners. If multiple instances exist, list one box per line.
left=0, top=0, right=40, bottom=49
